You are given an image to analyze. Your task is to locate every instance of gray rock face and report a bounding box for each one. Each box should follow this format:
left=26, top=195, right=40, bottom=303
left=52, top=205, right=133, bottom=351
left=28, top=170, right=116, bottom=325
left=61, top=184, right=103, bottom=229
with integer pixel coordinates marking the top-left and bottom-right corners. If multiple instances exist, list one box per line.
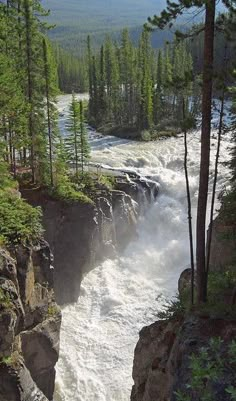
left=178, top=268, right=194, bottom=297
left=21, top=313, right=61, bottom=399
left=131, top=319, right=179, bottom=401
left=0, top=363, right=48, bottom=401
left=0, top=309, right=18, bottom=358
left=0, top=243, right=61, bottom=401
left=22, top=174, right=159, bottom=304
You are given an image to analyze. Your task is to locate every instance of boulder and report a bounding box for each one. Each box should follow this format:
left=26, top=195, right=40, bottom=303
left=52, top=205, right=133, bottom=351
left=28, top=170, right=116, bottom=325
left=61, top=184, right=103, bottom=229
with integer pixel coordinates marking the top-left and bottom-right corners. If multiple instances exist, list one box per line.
left=21, top=312, right=61, bottom=400
left=178, top=268, right=193, bottom=297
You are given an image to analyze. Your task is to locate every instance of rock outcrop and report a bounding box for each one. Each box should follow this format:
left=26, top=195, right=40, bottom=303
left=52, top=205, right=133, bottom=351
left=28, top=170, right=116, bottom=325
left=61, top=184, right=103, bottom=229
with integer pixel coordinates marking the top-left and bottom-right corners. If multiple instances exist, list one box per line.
left=0, top=243, right=61, bottom=401
left=22, top=174, right=159, bottom=304
left=131, top=315, right=236, bottom=401
left=131, top=263, right=236, bottom=401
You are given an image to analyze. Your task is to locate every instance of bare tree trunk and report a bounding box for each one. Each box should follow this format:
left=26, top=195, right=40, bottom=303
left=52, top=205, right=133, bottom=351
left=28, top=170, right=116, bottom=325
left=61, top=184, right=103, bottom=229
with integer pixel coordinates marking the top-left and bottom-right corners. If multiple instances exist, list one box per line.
left=13, top=146, right=16, bottom=179
left=183, top=98, right=195, bottom=305
left=196, top=0, right=216, bottom=304
left=43, top=38, right=54, bottom=187
left=80, top=101, right=84, bottom=175
left=206, top=91, right=225, bottom=284
left=24, top=0, right=35, bottom=183
left=3, top=117, right=9, bottom=163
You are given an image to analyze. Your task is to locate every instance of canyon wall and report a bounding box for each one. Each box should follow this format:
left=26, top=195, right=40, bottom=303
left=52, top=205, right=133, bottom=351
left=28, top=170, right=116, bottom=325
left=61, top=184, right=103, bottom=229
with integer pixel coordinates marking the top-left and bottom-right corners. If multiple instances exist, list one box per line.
left=0, top=241, right=61, bottom=401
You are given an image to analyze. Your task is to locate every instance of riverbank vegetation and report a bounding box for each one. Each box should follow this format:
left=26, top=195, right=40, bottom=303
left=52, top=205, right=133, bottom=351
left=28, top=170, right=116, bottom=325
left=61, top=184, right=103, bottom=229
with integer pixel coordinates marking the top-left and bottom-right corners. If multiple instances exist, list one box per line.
left=0, top=0, right=115, bottom=247
left=87, top=29, right=196, bottom=138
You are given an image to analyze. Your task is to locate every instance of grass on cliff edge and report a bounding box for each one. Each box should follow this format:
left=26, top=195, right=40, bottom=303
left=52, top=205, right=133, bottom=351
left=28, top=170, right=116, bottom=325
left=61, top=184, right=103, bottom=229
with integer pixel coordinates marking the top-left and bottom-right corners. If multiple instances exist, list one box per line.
left=48, top=176, right=94, bottom=204
left=0, top=189, right=43, bottom=246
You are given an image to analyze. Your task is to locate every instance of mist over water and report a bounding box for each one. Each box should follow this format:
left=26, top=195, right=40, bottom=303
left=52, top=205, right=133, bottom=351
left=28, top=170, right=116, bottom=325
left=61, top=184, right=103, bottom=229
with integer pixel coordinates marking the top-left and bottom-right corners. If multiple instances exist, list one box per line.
left=54, top=95, right=232, bottom=401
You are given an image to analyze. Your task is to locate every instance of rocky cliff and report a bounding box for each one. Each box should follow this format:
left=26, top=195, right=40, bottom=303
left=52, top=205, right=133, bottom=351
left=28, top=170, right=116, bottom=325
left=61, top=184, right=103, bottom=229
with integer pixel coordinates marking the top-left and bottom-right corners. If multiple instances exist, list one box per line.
left=0, top=242, right=61, bottom=401
left=131, top=314, right=236, bottom=401
left=22, top=174, right=159, bottom=304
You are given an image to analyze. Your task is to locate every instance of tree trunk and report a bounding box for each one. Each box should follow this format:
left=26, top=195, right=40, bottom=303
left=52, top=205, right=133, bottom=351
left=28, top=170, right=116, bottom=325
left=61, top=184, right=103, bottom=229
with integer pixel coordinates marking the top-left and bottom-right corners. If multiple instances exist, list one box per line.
left=43, top=39, right=54, bottom=187
left=24, top=0, right=35, bottom=183
left=183, top=98, right=195, bottom=305
left=196, top=0, right=216, bottom=304
left=206, top=91, right=225, bottom=283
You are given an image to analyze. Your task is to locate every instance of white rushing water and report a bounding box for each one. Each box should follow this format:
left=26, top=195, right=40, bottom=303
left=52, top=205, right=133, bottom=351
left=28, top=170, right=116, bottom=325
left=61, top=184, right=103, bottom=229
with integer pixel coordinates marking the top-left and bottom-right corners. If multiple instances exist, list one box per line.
left=54, top=94, right=232, bottom=401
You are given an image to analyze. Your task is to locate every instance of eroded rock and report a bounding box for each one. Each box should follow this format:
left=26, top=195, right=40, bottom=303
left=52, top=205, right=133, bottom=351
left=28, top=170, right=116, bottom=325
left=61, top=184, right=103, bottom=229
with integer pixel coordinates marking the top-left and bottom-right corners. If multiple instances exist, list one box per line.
left=0, top=244, right=61, bottom=401
left=131, top=311, right=236, bottom=401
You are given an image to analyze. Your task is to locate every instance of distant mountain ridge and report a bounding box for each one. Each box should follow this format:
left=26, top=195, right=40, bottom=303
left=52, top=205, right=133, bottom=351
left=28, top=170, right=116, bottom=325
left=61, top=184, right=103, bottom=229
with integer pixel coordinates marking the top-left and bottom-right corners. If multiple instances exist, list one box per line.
left=42, top=0, right=225, bottom=52
left=42, top=0, right=167, bottom=51
left=42, top=0, right=166, bottom=29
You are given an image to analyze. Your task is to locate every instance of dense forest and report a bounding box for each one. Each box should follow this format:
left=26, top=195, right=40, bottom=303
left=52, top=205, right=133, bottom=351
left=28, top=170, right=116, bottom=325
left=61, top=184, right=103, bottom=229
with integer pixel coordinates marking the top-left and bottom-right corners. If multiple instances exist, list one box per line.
left=0, top=0, right=95, bottom=247
left=87, top=29, right=196, bottom=138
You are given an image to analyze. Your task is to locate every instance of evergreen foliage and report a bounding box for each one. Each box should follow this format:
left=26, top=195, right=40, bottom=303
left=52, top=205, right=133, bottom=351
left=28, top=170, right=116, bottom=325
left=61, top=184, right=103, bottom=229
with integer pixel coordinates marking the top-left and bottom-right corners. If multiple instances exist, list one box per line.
left=87, top=28, right=195, bottom=137
left=54, top=44, right=88, bottom=93
left=0, top=191, right=43, bottom=245
left=65, top=94, right=91, bottom=177
left=0, top=0, right=97, bottom=250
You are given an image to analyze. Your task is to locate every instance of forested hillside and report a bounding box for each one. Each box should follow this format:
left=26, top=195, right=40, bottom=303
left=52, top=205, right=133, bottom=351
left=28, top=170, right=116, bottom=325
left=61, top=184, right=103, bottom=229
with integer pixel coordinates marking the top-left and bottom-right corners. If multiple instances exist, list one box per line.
left=42, top=0, right=225, bottom=53
left=42, top=0, right=165, bottom=32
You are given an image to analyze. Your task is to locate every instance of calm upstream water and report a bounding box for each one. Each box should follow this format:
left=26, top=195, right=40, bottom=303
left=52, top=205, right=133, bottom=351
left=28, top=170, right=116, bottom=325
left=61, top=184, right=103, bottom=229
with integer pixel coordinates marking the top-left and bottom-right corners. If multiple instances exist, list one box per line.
left=54, top=94, right=232, bottom=401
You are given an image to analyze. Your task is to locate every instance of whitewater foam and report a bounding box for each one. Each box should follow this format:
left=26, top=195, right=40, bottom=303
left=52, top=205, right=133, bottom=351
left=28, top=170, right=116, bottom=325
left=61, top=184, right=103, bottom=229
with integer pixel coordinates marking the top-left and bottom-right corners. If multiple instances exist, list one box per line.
left=54, top=95, right=232, bottom=401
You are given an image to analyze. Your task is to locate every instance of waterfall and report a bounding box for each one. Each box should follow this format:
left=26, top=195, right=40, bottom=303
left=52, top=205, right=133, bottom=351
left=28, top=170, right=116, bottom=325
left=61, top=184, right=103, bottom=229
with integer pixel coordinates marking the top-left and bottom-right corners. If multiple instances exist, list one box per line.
left=54, top=95, right=232, bottom=401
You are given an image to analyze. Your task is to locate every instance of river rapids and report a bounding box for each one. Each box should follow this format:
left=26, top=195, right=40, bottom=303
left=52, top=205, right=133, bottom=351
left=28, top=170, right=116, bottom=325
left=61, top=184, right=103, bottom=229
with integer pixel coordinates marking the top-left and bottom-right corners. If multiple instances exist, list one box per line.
left=54, top=94, right=232, bottom=401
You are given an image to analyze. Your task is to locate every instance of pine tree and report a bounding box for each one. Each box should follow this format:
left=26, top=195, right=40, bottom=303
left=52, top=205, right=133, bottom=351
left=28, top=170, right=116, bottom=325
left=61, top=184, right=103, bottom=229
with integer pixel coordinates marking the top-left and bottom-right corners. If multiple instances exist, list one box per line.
left=79, top=100, right=90, bottom=175
left=153, top=50, right=164, bottom=125
left=65, top=95, right=90, bottom=177
left=65, top=93, right=81, bottom=178
left=104, top=36, right=120, bottom=125
left=42, top=36, right=59, bottom=187
left=22, top=0, right=49, bottom=183
left=138, top=29, right=153, bottom=131
left=98, top=45, right=107, bottom=125
left=120, top=29, right=136, bottom=126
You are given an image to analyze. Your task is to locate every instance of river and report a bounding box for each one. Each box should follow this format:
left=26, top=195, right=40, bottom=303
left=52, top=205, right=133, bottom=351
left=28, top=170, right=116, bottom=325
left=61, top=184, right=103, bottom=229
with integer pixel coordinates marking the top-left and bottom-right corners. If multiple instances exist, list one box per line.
left=54, top=94, right=232, bottom=401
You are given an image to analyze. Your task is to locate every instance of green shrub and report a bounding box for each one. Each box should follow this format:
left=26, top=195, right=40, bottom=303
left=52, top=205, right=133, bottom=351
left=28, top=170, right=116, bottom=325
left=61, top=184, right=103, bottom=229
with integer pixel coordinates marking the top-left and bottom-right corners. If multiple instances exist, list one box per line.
left=0, top=288, right=12, bottom=309
left=0, top=356, right=13, bottom=365
left=51, top=175, right=93, bottom=204
left=0, top=192, right=43, bottom=245
left=71, top=172, right=96, bottom=192
left=199, top=267, right=236, bottom=318
left=155, top=294, right=186, bottom=320
left=47, top=304, right=59, bottom=317
left=175, top=338, right=236, bottom=401
left=71, top=172, right=116, bottom=192
left=98, top=174, right=116, bottom=190
left=208, top=267, right=236, bottom=294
